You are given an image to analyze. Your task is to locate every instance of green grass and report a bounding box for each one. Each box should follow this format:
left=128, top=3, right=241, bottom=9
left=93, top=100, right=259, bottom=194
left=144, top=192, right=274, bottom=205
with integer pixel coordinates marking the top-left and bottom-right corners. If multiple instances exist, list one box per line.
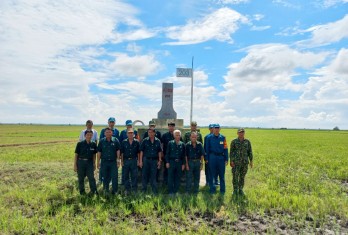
left=0, top=125, right=347, bottom=234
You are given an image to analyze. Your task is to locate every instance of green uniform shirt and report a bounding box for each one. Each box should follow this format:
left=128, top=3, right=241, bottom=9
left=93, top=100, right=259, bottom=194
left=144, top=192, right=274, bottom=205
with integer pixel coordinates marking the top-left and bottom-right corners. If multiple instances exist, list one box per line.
left=140, top=137, right=162, bottom=159
left=97, top=137, right=121, bottom=160
left=165, top=140, right=185, bottom=163
left=230, top=138, right=253, bottom=164
left=75, top=140, right=97, bottom=159
left=185, top=141, right=205, bottom=160
left=121, top=139, right=140, bottom=159
left=183, top=131, right=203, bottom=144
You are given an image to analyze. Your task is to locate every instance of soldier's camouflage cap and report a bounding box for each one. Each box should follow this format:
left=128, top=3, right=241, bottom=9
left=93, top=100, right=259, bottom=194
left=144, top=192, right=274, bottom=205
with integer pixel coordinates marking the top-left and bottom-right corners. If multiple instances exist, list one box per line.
left=168, top=121, right=175, bottom=126
left=190, top=121, right=197, bottom=126
left=238, top=128, right=245, bottom=133
left=149, top=120, right=156, bottom=126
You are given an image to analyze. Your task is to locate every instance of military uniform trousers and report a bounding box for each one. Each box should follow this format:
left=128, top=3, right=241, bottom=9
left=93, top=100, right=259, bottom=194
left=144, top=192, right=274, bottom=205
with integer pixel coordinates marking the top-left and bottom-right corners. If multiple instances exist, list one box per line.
left=101, top=159, right=118, bottom=193
left=232, top=163, right=248, bottom=191
left=123, top=158, right=138, bottom=192
left=142, top=159, right=158, bottom=194
left=186, top=159, right=201, bottom=193
left=168, top=159, right=182, bottom=194
left=77, top=159, right=97, bottom=194
left=208, top=154, right=226, bottom=193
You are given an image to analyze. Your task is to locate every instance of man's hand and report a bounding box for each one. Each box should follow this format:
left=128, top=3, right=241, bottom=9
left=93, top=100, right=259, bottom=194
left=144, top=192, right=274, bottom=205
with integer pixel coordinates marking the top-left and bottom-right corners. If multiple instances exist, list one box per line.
left=157, top=161, right=161, bottom=169
left=138, top=161, right=143, bottom=168
left=230, top=161, right=235, bottom=168
left=249, top=161, right=253, bottom=169
left=166, top=163, right=170, bottom=169
left=74, top=164, right=77, bottom=172
left=186, top=164, right=189, bottom=171
left=97, top=162, right=100, bottom=169
left=181, top=165, right=185, bottom=171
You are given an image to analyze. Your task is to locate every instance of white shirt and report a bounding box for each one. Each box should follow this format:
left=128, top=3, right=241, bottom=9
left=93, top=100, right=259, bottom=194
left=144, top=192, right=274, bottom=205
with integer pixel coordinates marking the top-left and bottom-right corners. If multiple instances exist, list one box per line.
left=79, top=129, right=99, bottom=142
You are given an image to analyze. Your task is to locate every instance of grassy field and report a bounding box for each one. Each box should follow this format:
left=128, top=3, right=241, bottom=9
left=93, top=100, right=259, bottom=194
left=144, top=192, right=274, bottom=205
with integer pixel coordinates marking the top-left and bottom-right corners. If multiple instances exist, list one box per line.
left=0, top=124, right=347, bottom=234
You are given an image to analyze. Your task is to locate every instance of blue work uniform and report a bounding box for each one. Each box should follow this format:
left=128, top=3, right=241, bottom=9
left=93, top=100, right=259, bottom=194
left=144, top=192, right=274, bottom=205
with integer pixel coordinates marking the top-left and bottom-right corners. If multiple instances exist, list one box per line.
left=98, top=127, right=120, bottom=183
left=166, top=140, right=186, bottom=194
left=185, top=141, right=205, bottom=194
left=121, top=138, right=140, bottom=192
left=97, top=137, right=121, bottom=194
left=204, top=133, right=218, bottom=185
left=205, top=134, right=228, bottom=194
left=140, top=137, right=162, bottom=194
left=75, top=140, right=98, bottom=194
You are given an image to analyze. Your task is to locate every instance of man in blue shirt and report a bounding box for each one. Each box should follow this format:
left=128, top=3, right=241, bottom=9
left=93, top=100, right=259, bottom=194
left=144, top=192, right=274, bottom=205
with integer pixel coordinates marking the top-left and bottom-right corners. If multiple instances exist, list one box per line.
left=120, top=128, right=140, bottom=194
left=185, top=131, right=205, bottom=194
left=139, top=128, right=162, bottom=194
left=74, top=130, right=98, bottom=195
left=98, top=117, right=120, bottom=184
left=205, top=124, right=228, bottom=194
left=166, top=130, right=185, bottom=196
left=97, top=127, right=121, bottom=195
left=119, top=119, right=139, bottom=186
left=204, top=124, right=217, bottom=186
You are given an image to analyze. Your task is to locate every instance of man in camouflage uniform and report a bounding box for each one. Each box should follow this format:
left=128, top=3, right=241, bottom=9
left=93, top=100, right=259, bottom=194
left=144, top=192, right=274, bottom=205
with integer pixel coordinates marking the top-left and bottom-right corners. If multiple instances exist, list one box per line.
left=230, top=128, right=253, bottom=198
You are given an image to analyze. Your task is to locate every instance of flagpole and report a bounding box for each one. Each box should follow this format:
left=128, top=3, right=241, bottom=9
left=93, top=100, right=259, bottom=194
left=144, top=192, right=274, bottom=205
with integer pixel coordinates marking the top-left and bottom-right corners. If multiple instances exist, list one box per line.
left=190, top=56, right=194, bottom=124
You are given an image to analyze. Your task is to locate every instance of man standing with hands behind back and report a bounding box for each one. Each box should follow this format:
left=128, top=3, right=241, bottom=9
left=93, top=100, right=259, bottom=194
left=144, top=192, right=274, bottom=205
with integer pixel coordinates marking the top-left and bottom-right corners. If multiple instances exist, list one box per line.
left=230, top=128, right=253, bottom=198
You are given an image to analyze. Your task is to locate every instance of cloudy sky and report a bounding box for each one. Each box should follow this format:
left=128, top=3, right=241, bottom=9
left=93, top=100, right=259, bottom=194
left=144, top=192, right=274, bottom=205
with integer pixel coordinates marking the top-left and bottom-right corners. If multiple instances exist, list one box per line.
left=1, top=0, right=347, bottom=129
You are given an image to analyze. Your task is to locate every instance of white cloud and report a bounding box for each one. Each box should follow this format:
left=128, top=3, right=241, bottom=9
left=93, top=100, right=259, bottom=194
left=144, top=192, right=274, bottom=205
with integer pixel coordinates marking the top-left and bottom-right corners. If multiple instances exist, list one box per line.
left=216, top=0, right=249, bottom=4
left=163, top=7, right=248, bottom=45
left=250, top=25, right=271, bottom=31
left=320, top=0, right=348, bottom=8
left=106, top=54, right=162, bottom=78
left=297, top=14, right=348, bottom=47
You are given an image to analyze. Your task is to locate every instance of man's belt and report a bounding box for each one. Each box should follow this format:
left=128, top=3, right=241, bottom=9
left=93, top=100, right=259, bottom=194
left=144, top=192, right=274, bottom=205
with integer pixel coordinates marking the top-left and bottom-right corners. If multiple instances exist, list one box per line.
left=102, top=158, right=116, bottom=161
left=189, top=158, right=201, bottom=161
left=212, top=152, right=224, bottom=156
left=146, top=157, right=158, bottom=160
left=124, top=157, right=136, bottom=160
left=78, top=158, right=91, bottom=161
left=170, top=159, right=181, bottom=162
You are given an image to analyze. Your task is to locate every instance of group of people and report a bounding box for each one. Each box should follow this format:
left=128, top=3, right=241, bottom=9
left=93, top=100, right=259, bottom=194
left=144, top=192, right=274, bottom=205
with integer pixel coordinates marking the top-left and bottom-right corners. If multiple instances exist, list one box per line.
left=74, top=118, right=253, bottom=198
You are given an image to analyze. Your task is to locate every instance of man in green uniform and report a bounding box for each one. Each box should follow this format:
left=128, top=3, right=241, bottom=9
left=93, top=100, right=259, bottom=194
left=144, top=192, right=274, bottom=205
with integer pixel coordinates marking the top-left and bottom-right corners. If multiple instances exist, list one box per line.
left=74, top=130, right=98, bottom=195
left=97, top=127, right=121, bottom=195
left=120, top=128, right=140, bottom=194
left=139, top=128, right=162, bottom=194
left=166, top=130, right=185, bottom=196
left=183, top=121, right=203, bottom=144
left=185, top=131, right=205, bottom=194
left=230, top=128, right=253, bottom=198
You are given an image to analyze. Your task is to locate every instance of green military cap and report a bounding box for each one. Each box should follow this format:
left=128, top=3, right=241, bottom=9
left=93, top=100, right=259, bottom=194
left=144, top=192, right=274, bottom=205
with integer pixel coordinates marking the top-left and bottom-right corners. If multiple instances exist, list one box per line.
left=237, top=128, right=245, bottom=133
left=149, top=120, right=156, bottom=126
left=190, top=121, right=197, bottom=126
left=168, top=121, right=175, bottom=126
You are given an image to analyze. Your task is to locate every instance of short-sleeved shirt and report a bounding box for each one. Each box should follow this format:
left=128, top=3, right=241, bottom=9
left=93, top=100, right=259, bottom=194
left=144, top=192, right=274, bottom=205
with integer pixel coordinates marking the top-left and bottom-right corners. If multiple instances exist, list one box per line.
left=140, top=137, right=162, bottom=159
left=79, top=129, right=99, bottom=143
left=142, top=130, right=162, bottom=142
left=230, top=138, right=253, bottom=164
left=97, top=137, right=121, bottom=161
left=183, top=131, right=203, bottom=144
left=121, top=139, right=140, bottom=159
left=205, top=134, right=228, bottom=162
left=99, top=127, right=120, bottom=142
left=75, top=140, right=98, bottom=160
left=186, top=141, right=205, bottom=160
left=119, top=129, right=139, bottom=143
left=165, top=140, right=185, bottom=163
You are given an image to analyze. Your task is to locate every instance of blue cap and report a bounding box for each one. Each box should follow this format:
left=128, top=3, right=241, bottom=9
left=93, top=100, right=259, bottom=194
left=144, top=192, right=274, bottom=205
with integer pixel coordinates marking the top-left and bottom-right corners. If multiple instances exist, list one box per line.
left=214, top=123, right=220, bottom=128
left=125, top=120, right=133, bottom=126
left=208, top=124, right=214, bottom=128
left=108, top=117, right=116, bottom=122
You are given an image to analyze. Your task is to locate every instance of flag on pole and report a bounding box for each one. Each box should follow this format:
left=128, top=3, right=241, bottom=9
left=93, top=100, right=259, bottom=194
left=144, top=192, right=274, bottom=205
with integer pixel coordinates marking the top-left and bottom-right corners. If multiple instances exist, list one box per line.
left=176, top=68, right=192, bottom=77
